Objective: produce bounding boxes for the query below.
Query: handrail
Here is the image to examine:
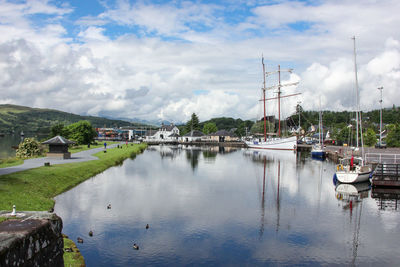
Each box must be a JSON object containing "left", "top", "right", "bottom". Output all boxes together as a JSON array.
[{"left": 365, "top": 153, "right": 400, "bottom": 164}]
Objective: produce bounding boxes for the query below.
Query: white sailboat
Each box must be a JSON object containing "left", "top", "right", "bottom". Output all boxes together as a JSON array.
[
  {"left": 311, "top": 101, "right": 326, "bottom": 159},
  {"left": 335, "top": 37, "right": 372, "bottom": 183},
  {"left": 246, "top": 58, "right": 300, "bottom": 151}
]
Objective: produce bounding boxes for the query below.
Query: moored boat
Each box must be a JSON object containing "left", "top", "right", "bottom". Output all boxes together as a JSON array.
[
  {"left": 247, "top": 136, "right": 297, "bottom": 150},
  {"left": 336, "top": 156, "right": 371, "bottom": 183},
  {"left": 334, "top": 37, "right": 372, "bottom": 184},
  {"left": 246, "top": 58, "right": 300, "bottom": 151}
]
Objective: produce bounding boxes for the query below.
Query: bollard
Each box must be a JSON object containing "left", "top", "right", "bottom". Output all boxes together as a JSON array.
[{"left": 11, "top": 205, "right": 16, "bottom": 216}]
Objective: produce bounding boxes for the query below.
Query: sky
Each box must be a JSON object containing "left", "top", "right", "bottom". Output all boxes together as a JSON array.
[{"left": 0, "top": 0, "right": 399, "bottom": 123}]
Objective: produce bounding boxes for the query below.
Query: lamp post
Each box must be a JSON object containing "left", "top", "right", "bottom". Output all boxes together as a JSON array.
[
  {"left": 297, "top": 101, "right": 301, "bottom": 130},
  {"left": 377, "top": 86, "right": 383, "bottom": 146}
]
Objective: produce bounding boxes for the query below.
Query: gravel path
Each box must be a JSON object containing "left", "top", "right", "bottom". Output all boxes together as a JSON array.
[{"left": 0, "top": 143, "right": 121, "bottom": 176}]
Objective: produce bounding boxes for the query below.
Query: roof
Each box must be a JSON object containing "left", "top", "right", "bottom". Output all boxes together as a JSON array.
[
  {"left": 183, "top": 130, "right": 204, "bottom": 137},
  {"left": 42, "top": 136, "right": 75, "bottom": 145},
  {"left": 145, "top": 129, "right": 158, "bottom": 136},
  {"left": 160, "top": 124, "right": 177, "bottom": 131},
  {"left": 209, "top": 130, "right": 236, "bottom": 137},
  {"left": 168, "top": 133, "right": 180, "bottom": 137}
]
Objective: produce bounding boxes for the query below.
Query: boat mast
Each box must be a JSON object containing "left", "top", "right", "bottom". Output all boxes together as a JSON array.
[
  {"left": 262, "top": 57, "right": 267, "bottom": 141},
  {"left": 378, "top": 86, "right": 383, "bottom": 145},
  {"left": 352, "top": 36, "right": 360, "bottom": 148},
  {"left": 278, "top": 65, "right": 282, "bottom": 137},
  {"left": 264, "top": 64, "right": 300, "bottom": 137},
  {"left": 320, "top": 110, "right": 324, "bottom": 145}
]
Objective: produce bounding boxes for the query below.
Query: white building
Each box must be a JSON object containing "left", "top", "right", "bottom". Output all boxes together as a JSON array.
[
  {"left": 179, "top": 130, "right": 205, "bottom": 142},
  {"left": 145, "top": 124, "right": 180, "bottom": 142}
]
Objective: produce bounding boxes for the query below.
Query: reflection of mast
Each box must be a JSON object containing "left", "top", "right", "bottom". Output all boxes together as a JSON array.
[
  {"left": 351, "top": 201, "right": 363, "bottom": 267},
  {"left": 276, "top": 161, "right": 281, "bottom": 232},
  {"left": 317, "top": 161, "right": 323, "bottom": 215},
  {"left": 259, "top": 157, "right": 267, "bottom": 238}
]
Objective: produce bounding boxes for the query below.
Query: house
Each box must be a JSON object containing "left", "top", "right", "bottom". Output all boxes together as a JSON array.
[
  {"left": 145, "top": 124, "right": 180, "bottom": 142},
  {"left": 208, "top": 130, "right": 239, "bottom": 142},
  {"left": 180, "top": 130, "right": 204, "bottom": 142}
]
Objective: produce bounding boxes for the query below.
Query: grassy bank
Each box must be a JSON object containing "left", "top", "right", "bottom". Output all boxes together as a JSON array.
[
  {"left": 0, "top": 141, "right": 121, "bottom": 168},
  {"left": 0, "top": 157, "right": 24, "bottom": 168},
  {"left": 63, "top": 236, "right": 85, "bottom": 267},
  {"left": 0, "top": 143, "right": 147, "bottom": 211}
]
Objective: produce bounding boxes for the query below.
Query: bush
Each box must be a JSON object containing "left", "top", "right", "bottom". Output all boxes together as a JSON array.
[{"left": 16, "top": 138, "right": 42, "bottom": 158}]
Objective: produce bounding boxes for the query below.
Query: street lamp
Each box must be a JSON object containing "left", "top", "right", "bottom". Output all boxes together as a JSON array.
[{"left": 377, "top": 86, "right": 383, "bottom": 146}]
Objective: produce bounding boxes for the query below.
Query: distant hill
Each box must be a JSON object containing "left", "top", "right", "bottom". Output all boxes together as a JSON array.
[{"left": 0, "top": 104, "right": 150, "bottom": 135}]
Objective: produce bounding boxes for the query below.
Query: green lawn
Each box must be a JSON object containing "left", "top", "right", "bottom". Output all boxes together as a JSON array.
[
  {"left": 68, "top": 141, "right": 120, "bottom": 153},
  {"left": 0, "top": 141, "right": 122, "bottom": 168},
  {"left": 0, "top": 157, "right": 24, "bottom": 168},
  {"left": 0, "top": 143, "right": 147, "bottom": 211}
]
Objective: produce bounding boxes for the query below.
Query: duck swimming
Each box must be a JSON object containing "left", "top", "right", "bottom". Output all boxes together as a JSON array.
[
  {"left": 133, "top": 243, "right": 139, "bottom": 250},
  {"left": 77, "top": 237, "right": 84, "bottom": 243},
  {"left": 107, "top": 204, "right": 111, "bottom": 209},
  {"left": 89, "top": 230, "right": 93, "bottom": 237},
  {"left": 146, "top": 224, "right": 149, "bottom": 229}
]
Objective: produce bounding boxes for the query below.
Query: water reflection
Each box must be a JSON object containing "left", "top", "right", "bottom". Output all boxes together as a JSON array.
[
  {"left": 372, "top": 187, "right": 400, "bottom": 211},
  {"left": 54, "top": 146, "right": 400, "bottom": 266},
  {"left": 334, "top": 182, "right": 370, "bottom": 267}
]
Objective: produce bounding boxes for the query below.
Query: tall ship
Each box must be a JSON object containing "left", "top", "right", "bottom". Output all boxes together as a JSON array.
[{"left": 246, "top": 58, "right": 300, "bottom": 151}]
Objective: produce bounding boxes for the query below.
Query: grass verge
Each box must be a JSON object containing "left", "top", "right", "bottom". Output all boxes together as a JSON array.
[
  {"left": 68, "top": 141, "right": 120, "bottom": 153},
  {"left": 0, "top": 143, "right": 147, "bottom": 211},
  {"left": 0, "top": 157, "right": 24, "bottom": 168},
  {"left": 0, "top": 141, "right": 121, "bottom": 168},
  {"left": 63, "top": 236, "right": 86, "bottom": 267}
]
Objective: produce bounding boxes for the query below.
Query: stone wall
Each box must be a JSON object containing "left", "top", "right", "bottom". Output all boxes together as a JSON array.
[{"left": 0, "top": 211, "right": 64, "bottom": 267}]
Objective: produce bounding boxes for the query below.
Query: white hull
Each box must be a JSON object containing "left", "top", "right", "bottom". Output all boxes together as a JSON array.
[
  {"left": 246, "top": 136, "right": 297, "bottom": 151},
  {"left": 335, "top": 166, "right": 371, "bottom": 183}
]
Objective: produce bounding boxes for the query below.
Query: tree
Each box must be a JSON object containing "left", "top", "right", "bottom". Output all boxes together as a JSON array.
[
  {"left": 50, "top": 123, "right": 67, "bottom": 137},
  {"left": 203, "top": 122, "right": 218, "bottom": 135},
  {"left": 184, "top": 113, "right": 201, "bottom": 134},
  {"left": 16, "top": 138, "right": 42, "bottom": 158},
  {"left": 335, "top": 125, "right": 352, "bottom": 145},
  {"left": 386, "top": 123, "right": 400, "bottom": 147},
  {"left": 65, "top": 120, "right": 97, "bottom": 145},
  {"left": 250, "top": 120, "right": 274, "bottom": 135},
  {"left": 363, "top": 128, "right": 376, "bottom": 147}
]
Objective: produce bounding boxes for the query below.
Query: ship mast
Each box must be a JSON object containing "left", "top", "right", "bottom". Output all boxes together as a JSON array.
[
  {"left": 262, "top": 57, "right": 267, "bottom": 141},
  {"left": 352, "top": 36, "right": 360, "bottom": 148},
  {"left": 264, "top": 65, "right": 299, "bottom": 137}
]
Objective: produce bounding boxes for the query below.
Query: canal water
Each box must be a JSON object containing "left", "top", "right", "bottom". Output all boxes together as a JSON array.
[
  {"left": 0, "top": 135, "right": 25, "bottom": 158},
  {"left": 54, "top": 146, "right": 400, "bottom": 266},
  {"left": 0, "top": 134, "right": 48, "bottom": 158}
]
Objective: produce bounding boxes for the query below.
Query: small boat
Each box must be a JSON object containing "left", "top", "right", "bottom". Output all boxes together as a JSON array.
[
  {"left": 336, "top": 156, "right": 371, "bottom": 183},
  {"left": 311, "top": 99, "right": 326, "bottom": 159},
  {"left": 311, "top": 143, "right": 326, "bottom": 159},
  {"left": 246, "top": 58, "right": 300, "bottom": 151},
  {"left": 334, "top": 37, "right": 372, "bottom": 183}
]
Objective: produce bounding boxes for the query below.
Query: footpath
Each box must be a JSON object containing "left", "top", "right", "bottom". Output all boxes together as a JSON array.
[{"left": 0, "top": 144, "right": 121, "bottom": 176}]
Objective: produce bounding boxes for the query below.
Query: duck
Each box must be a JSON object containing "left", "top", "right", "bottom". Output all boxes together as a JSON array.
[
  {"left": 77, "top": 237, "right": 84, "bottom": 243},
  {"left": 88, "top": 230, "right": 93, "bottom": 237},
  {"left": 145, "top": 224, "right": 149, "bottom": 229},
  {"left": 133, "top": 243, "right": 139, "bottom": 250},
  {"left": 107, "top": 204, "right": 111, "bottom": 209}
]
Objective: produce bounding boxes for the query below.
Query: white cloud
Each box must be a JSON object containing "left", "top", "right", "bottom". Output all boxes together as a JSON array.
[{"left": 0, "top": 0, "right": 399, "bottom": 123}]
